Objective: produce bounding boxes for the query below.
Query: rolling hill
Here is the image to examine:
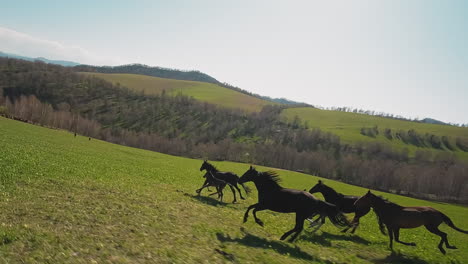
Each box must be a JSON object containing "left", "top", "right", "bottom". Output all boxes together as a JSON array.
[
  {"left": 78, "top": 72, "right": 275, "bottom": 112},
  {"left": 1, "top": 116, "right": 467, "bottom": 263},
  {"left": 78, "top": 72, "right": 468, "bottom": 159},
  {"left": 282, "top": 107, "right": 468, "bottom": 159}
]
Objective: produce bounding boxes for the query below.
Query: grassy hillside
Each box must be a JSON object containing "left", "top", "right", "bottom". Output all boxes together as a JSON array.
[
  {"left": 78, "top": 72, "right": 274, "bottom": 112},
  {"left": 283, "top": 107, "right": 468, "bottom": 158},
  {"left": 1, "top": 117, "right": 467, "bottom": 263}
]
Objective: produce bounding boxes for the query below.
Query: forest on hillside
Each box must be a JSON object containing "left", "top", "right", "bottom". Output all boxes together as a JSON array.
[{"left": 1, "top": 58, "right": 467, "bottom": 203}]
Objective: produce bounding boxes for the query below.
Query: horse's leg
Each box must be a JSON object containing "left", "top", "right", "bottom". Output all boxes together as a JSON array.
[
  {"left": 341, "top": 215, "right": 355, "bottom": 233},
  {"left": 425, "top": 224, "right": 454, "bottom": 254},
  {"left": 252, "top": 205, "right": 267, "bottom": 227},
  {"left": 196, "top": 184, "right": 210, "bottom": 195},
  {"left": 306, "top": 214, "right": 320, "bottom": 227},
  {"left": 243, "top": 203, "right": 258, "bottom": 223},
  {"left": 393, "top": 228, "right": 416, "bottom": 246},
  {"left": 196, "top": 179, "right": 209, "bottom": 194},
  {"left": 280, "top": 214, "right": 305, "bottom": 242},
  {"left": 387, "top": 226, "right": 394, "bottom": 251},
  {"left": 288, "top": 215, "right": 306, "bottom": 242},
  {"left": 350, "top": 216, "right": 360, "bottom": 234},
  {"left": 310, "top": 215, "right": 325, "bottom": 233},
  {"left": 233, "top": 183, "right": 245, "bottom": 200},
  {"left": 219, "top": 186, "right": 223, "bottom": 202},
  {"left": 228, "top": 184, "right": 237, "bottom": 203}
]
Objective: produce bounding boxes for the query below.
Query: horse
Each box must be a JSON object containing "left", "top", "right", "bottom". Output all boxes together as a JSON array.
[
  {"left": 239, "top": 166, "right": 351, "bottom": 242},
  {"left": 200, "top": 160, "right": 249, "bottom": 203},
  {"left": 309, "top": 180, "right": 370, "bottom": 233},
  {"left": 354, "top": 191, "right": 468, "bottom": 254},
  {"left": 196, "top": 171, "right": 228, "bottom": 201}
]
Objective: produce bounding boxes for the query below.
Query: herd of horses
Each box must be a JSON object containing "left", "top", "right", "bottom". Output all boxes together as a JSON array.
[{"left": 196, "top": 160, "right": 467, "bottom": 255}]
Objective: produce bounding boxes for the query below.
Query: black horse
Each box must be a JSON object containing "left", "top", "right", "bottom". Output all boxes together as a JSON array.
[
  {"left": 240, "top": 166, "right": 351, "bottom": 242},
  {"left": 196, "top": 171, "right": 228, "bottom": 201},
  {"left": 309, "top": 180, "right": 370, "bottom": 233},
  {"left": 200, "top": 160, "right": 249, "bottom": 203}
]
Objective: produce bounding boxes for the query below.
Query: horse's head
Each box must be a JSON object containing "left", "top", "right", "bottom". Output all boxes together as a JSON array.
[
  {"left": 308, "top": 180, "right": 324, "bottom": 194},
  {"left": 200, "top": 160, "right": 209, "bottom": 172},
  {"left": 354, "top": 190, "right": 375, "bottom": 209},
  {"left": 239, "top": 165, "right": 258, "bottom": 184}
]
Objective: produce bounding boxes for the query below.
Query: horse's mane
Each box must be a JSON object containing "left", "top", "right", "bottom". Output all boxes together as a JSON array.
[
  {"left": 372, "top": 194, "right": 402, "bottom": 210},
  {"left": 258, "top": 171, "right": 283, "bottom": 188},
  {"left": 205, "top": 162, "right": 219, "bottom": 172},
  {"left": 320, "top": 183, "right": 344, "bottom": 198},
  {"left": 369, "top": 194, "right": 402, "bottom": 235}
]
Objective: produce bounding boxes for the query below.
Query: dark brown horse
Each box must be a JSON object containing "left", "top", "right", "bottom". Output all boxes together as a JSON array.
[
  {"left": 354, "top": 191, "right": 468, "bottom": 254},
  {"left": 309, "top": 180, "right": 370, "bottom": 233},
  {"left": 200, "top": 160, "right": 249, "bottom": 203},
  {"left": 196, "top": 171, "right": 228, "bottom": 201},
  {"left": 239, "top": 166, "right": 351, "bottom": 242}
]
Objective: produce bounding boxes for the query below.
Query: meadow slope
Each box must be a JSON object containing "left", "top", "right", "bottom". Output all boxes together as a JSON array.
[
  {"left": 78, "top": 72, "right": 274, "bottom": 112},
  {"left": 0, "top": 117, "right": 467, "bottom": 263},
  {"left": 283, "top": 107, "right": 468, "bottom": 159}
]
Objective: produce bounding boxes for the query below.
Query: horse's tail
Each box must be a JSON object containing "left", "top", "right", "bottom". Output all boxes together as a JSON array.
[
  {"left": 441, "top": 213, "right": 468, "bottom": 234},
  {"left": 326, "top": 204, "right": 351, "bottom": 228}
]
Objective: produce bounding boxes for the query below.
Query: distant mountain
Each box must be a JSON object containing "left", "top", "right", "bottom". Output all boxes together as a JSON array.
[{"left": 0, "top": 51, "right": 79, "bottom": 66}]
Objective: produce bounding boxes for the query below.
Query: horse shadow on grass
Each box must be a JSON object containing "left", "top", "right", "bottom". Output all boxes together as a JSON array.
[
  {"left": 183, "top": 192, "right": 228, "bottom": 207},
  {"left": 300, "top": 231, "right": 371, "bottom": 247},
  {"left": 370, "top": 251, "right": 429, "bottom": 264},
  {"left": 216, "top": 228, "right": 333, "bottom": 264}
]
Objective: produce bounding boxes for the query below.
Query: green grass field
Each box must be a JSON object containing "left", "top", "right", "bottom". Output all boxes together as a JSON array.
[
  {"left": 1, "top": 116, "right": 467, "bottom": 263},
  {"left": 78, "top": 72, "right": 274, "bottom": 112},
  {"left": 282, "top": 107, "right": 468, "bottom": 159}
]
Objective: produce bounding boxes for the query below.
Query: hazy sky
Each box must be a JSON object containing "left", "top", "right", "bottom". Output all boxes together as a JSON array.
[{"left": 1, "top": 0, "right": 467, "bottom": 124}]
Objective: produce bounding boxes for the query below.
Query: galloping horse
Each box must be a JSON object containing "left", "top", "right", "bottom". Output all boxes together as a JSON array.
[
  {"left": 354, "top": 191, "right": 468, "bottom": 254},
  {"left": 240, "top": 166, "right": 351, "bottom": 242},
  {"left": 309, "top": 180, "right": 370, "bottom": 233},
  {"left": 200, "top": 160, "right": 249, "bottom": 203}
]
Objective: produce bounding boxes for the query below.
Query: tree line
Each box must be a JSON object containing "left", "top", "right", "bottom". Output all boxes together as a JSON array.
[{"left": 1, "top": 57, "right": 467, "bottom": 203}]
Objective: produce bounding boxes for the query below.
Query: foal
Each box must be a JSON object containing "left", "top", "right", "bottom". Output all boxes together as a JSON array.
[
  {"left": 355, "top": 191, "right": 468, "bottom": 254},
  {"left": 196, "top": 171, "right": 228, "bottom": 201},
  {"left": 309, "top": 180, "right": 370, "bottom": 233},
  {"left": 240, "top": 166, "right": 350, "bottom": 242}
]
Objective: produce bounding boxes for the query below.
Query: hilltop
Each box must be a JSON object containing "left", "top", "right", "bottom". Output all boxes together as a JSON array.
[{"left": 78, "top": 72, "right": 274, "bottom": 112}]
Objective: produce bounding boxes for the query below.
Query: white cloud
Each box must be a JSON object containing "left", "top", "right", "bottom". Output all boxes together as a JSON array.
[{"left": 0, "top": 26, "right": 120, "bottom": 65}]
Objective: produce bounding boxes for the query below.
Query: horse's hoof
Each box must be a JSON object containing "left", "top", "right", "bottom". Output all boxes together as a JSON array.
[
  {"left": 241, "top": 197, "right": 246, "bottom": 200},
  {"left": 447, "top": 245, "right": 457, "bottom": 249},
  {"left": 256, "top": 220, "right": 264, "bottom": 227},
  {"left": 410, "top": 243, "right": 416, "bottom": 247}
]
